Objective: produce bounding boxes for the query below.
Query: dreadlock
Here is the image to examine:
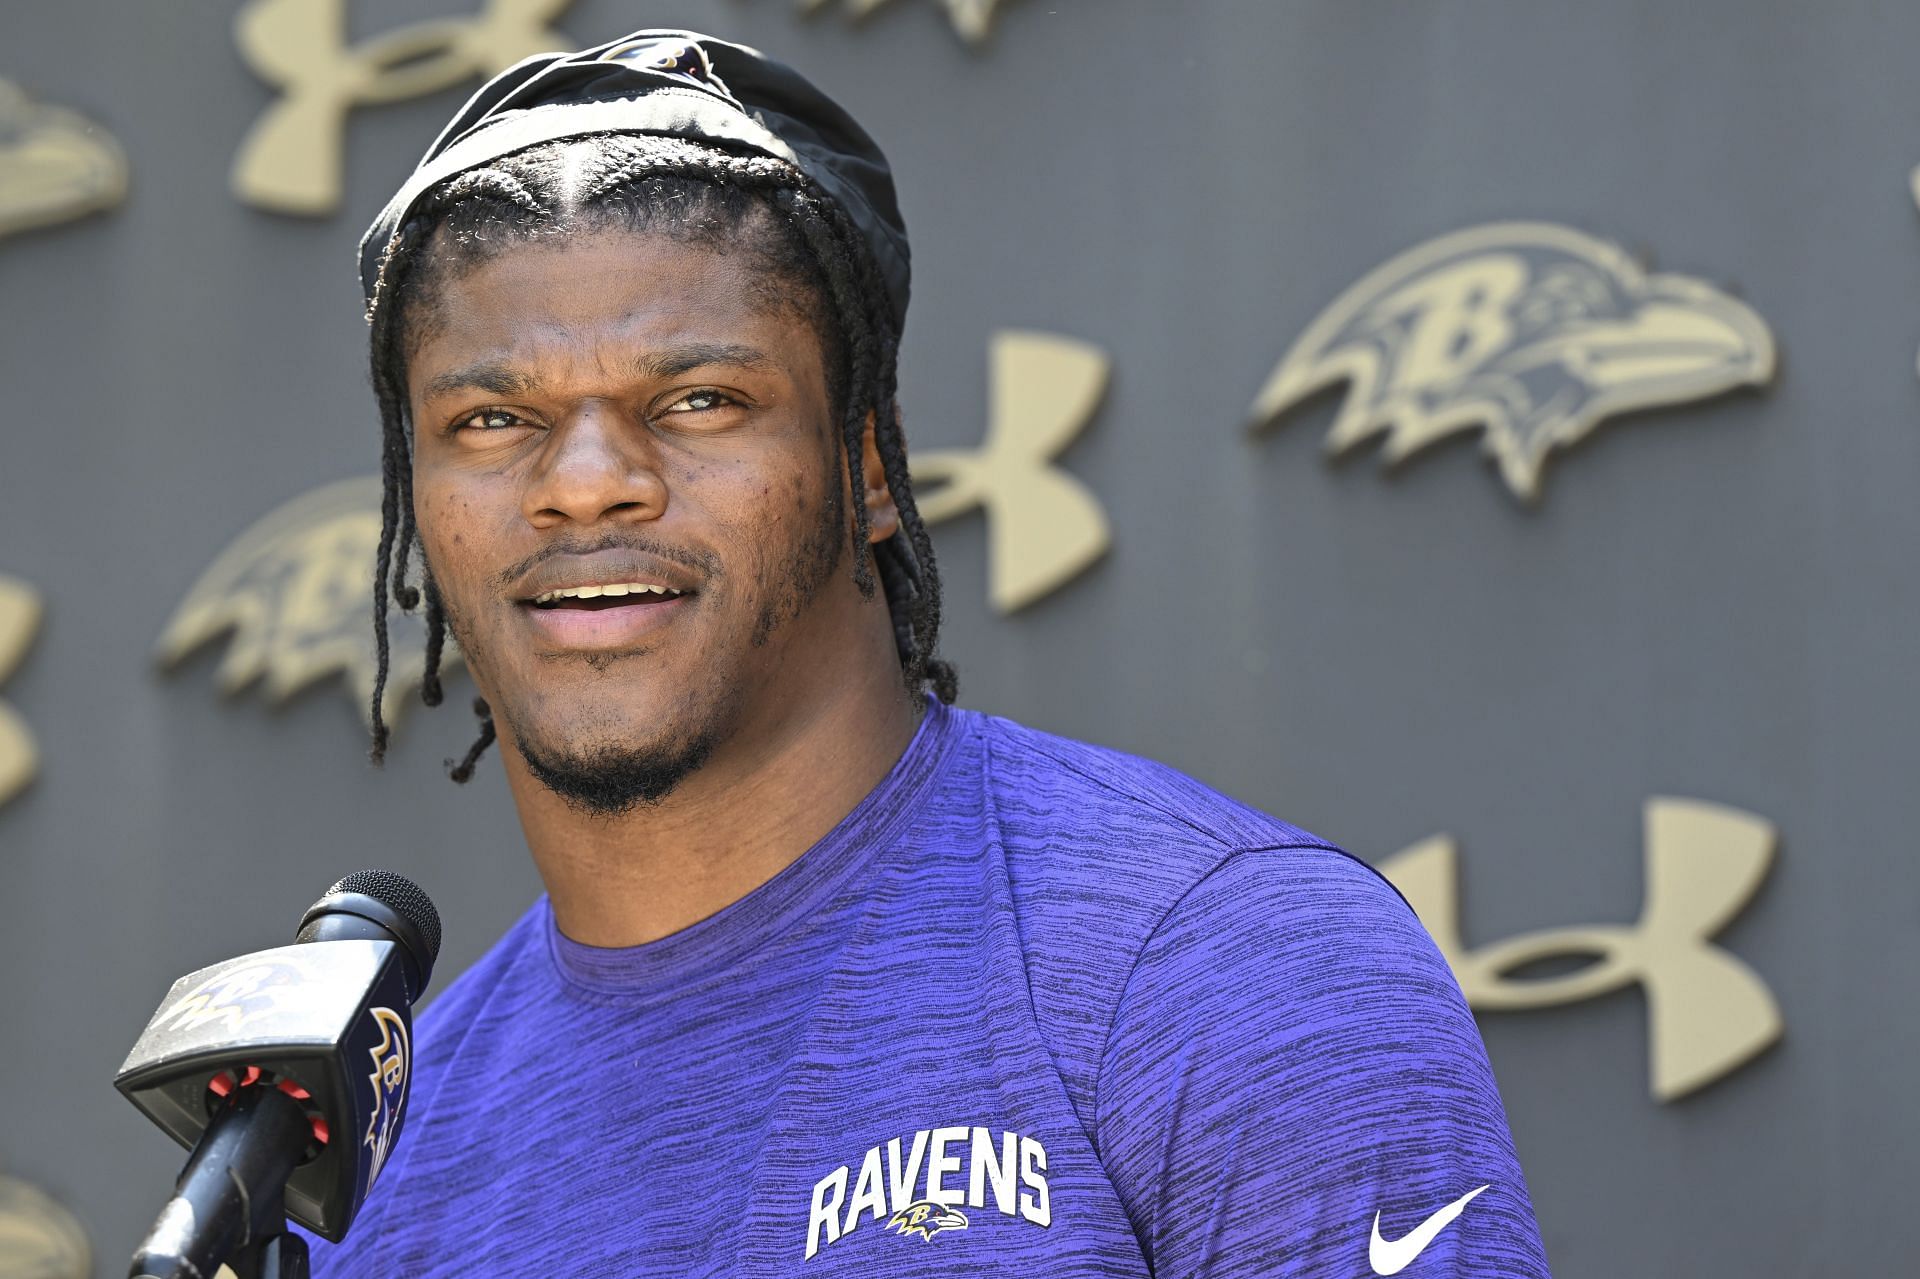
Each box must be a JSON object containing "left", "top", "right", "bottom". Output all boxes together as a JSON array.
[{"left": 364, "top": 133, "right": 956, "bottom": 778}]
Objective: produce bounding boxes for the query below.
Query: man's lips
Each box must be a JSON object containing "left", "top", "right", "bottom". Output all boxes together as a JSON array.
[
  {"left": 508, "top": 551, "right": 705, "bottom": 651},
  {"left": 518, "top": 590, "right": 692, "bottom": 650},
  {"left": 507, "top": 547, "right": 705, "bottom": 602}
]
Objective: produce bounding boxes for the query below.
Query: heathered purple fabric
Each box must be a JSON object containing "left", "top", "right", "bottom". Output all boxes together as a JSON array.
[{"left": 304, "top": 700, "right": 1550, "bottom": 1276}]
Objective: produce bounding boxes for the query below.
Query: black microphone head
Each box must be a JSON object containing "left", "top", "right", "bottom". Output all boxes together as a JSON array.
[
  {"left": 324, "top": 870, "right": 442, "bottom": 963},
  {"left": 297, "top": 870, "right": 442, "bottom": 1001}
]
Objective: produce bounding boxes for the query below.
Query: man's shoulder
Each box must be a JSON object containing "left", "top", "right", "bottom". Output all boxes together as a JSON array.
[
  {"left": 949, "top": 708, "right": 1397, "bottom": 1114},
  {"left": 957, "top": 706, "right": 1408, "bottom": 949},
  {"left": 960, "top": 706, "right": 1336, "bottom": 864}
]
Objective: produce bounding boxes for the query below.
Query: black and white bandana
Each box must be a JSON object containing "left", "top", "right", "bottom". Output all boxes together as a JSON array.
[{"left": 358, "top": 29, "right": 911, "bottom": 328}]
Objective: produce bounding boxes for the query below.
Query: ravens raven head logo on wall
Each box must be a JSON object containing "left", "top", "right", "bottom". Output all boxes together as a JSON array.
[
  {"left": 1248, "top": 222, "right": 1776, "bottom": 502},
  {"left": 0, "top": 77, "right": 127, "bottom": 241},
  {"left": 0, "top": 1170, "right": 90, "bottom": 1279},
  {"left": 798, "top": 0, "right": 1009, "bottom": 46},
  {"left": 156, "top": 477, "right": 461, "bottom": 730},
  {"left": 888, "top": 1199, "right": 969, "bottom": 1242}
]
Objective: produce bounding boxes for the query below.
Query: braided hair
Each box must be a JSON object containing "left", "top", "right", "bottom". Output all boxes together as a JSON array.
[{"left": 362, "top": 133, "right": 956, "bottom": 779}]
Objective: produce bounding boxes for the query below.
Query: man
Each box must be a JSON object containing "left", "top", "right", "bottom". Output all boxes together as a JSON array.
[{"left": 312, "top": 29, "right": 1551, "bottom": 1277}]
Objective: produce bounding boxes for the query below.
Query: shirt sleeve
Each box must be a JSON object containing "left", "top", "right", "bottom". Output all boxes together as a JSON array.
[{"left": 1090, "top": 845, "right": 1551, "bottom": 1278}]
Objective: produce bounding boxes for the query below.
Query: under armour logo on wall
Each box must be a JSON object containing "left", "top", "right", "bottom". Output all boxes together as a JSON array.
[
  {"left": 0, "top": 576, "right": 41, "bottom": 811},
  {"left": 231, "top": 0, "right": 575, "bottom": 215},
  {"left": 913, "top": 331, "right": 1112, "bottom": 613},
  {"left": 1377, "top": 796, "right": 1782, "bottom": 1101}
]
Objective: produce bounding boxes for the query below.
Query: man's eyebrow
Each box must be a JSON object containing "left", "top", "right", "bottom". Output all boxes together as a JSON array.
[
  {"left": 421, "top": 362, "right": 539, "bottom": 400},
  {"left": 420, "top": 345, "right": 772, "bottom": 399},
  {"left": 636, "top": 343, "right": 773, "bottom": 380}
]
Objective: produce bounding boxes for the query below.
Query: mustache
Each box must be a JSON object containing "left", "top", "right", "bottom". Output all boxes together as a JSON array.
[{"left": 490, "top": 534, "right": 723, "bottom": 595}]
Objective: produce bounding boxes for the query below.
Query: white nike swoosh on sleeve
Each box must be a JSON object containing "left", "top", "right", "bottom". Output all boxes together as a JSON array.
[{"left": 1368, "top": 1184, "right": 1491, "bottom": 1276}]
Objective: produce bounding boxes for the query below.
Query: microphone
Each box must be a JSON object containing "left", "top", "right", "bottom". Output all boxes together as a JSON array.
[{"left": 116, "top": 871, "right": 442, "bottom": 1279}]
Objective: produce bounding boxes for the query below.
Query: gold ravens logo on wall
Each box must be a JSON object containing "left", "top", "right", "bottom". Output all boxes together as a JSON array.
[
  {"left": 1248, "top": 222, "right": 1776, "bottom": 502},
  {"left": 0, "top": 77, "right": 127, "bottom": 241},
  {"left": 156, "top": 476, "right": 461, "bottom": 729},
  {"left": 0, "top": 1170, "right": 90, "bottom": 1279},
  {"left": 797, "top": 0, "right": 1010, "bottom": 46}
]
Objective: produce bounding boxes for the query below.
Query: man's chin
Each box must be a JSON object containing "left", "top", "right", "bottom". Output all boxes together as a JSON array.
[{"left": 518, "top": 729, "right": 720, "bottom": 817}]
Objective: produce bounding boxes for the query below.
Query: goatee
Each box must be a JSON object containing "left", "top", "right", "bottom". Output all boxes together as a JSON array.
[{"left": 518, "top": 726, "right": 722, "bottom": 816}]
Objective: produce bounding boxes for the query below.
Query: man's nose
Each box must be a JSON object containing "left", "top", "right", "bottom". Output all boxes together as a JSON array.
[{"left": 521, "top": 402, "right": 668, "bottom": 528}]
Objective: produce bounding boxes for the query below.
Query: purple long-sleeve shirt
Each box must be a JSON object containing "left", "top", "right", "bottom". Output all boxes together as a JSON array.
[{"left": 305, "top": 700, "right": 1550, "bottom": 1276}]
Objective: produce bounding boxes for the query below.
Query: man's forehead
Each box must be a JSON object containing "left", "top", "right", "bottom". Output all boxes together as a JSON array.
[
  {"left": 407, "top": 225, "right": 833, "bottom": 384},
  {"left": 419, "top": 215, "right": 804, "bottom": 317},
  {"left": 420, "top": 344, "right": 776, "bottom": 400},
  {"left": 420, "top": 227, "right": 783, "bottom": 324}
]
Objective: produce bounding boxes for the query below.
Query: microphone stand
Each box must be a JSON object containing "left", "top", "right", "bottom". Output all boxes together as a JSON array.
[
  {"left": 128, "top": 1087, "right": 314, "bottom": 1279},
  {"left": 224, "top": 1200, "right": 309, "bottom": 1279}
]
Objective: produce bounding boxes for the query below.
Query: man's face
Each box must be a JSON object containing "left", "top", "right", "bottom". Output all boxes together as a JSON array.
[{"left": 405, "top": 224, "right": 868, "bottom": 812}]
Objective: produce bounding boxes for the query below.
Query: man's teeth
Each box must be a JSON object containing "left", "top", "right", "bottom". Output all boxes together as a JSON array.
[{"left": 532, "top": 583, "right": 684, "bottom": 604}]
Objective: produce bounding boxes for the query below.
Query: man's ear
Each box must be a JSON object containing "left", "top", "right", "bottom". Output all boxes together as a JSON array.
[{"left": 859, "top": 407, "right": 901, "bottom": 544}]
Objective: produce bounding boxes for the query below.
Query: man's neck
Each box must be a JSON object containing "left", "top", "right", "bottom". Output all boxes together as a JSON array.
[{"left": 497, "top": 667, "right": 922, "bottom": 949}]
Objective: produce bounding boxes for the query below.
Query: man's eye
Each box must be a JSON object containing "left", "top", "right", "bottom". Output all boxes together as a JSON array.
[
  {"left": 457, "top": 408, "right": 529, "bottom": 432},
  {"left": 664, "top": 389, "right": 737, "bottom": 414}
]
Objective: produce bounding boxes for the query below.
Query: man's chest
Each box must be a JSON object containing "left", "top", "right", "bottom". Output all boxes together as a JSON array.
[
  {"left": 739, "top": 1116, "right": 1135, "bottom": 1276},
  {"left": 345, "top": 993, "right": 1147, "bottom": 1277}
]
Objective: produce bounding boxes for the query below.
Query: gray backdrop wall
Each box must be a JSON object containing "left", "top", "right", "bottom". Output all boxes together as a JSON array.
[{"left": 2, "top": 2, "right": 1913, "bottom": 1275}]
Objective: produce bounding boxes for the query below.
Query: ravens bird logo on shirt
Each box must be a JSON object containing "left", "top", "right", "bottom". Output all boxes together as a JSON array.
[
  {"left": 1247, "top": 222, "right": 1776, "bottom": 502},
  {"left": 888, "top": 1199, "right": 969, "bottom": 1242},
  {"left": 157, "top": 476, "right": 462, "bottom": 729}
]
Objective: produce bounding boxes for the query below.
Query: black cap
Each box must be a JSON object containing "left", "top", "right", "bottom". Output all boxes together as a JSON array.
[{"left": 358, "top": 29, "right": 910, "bottom": 329}]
